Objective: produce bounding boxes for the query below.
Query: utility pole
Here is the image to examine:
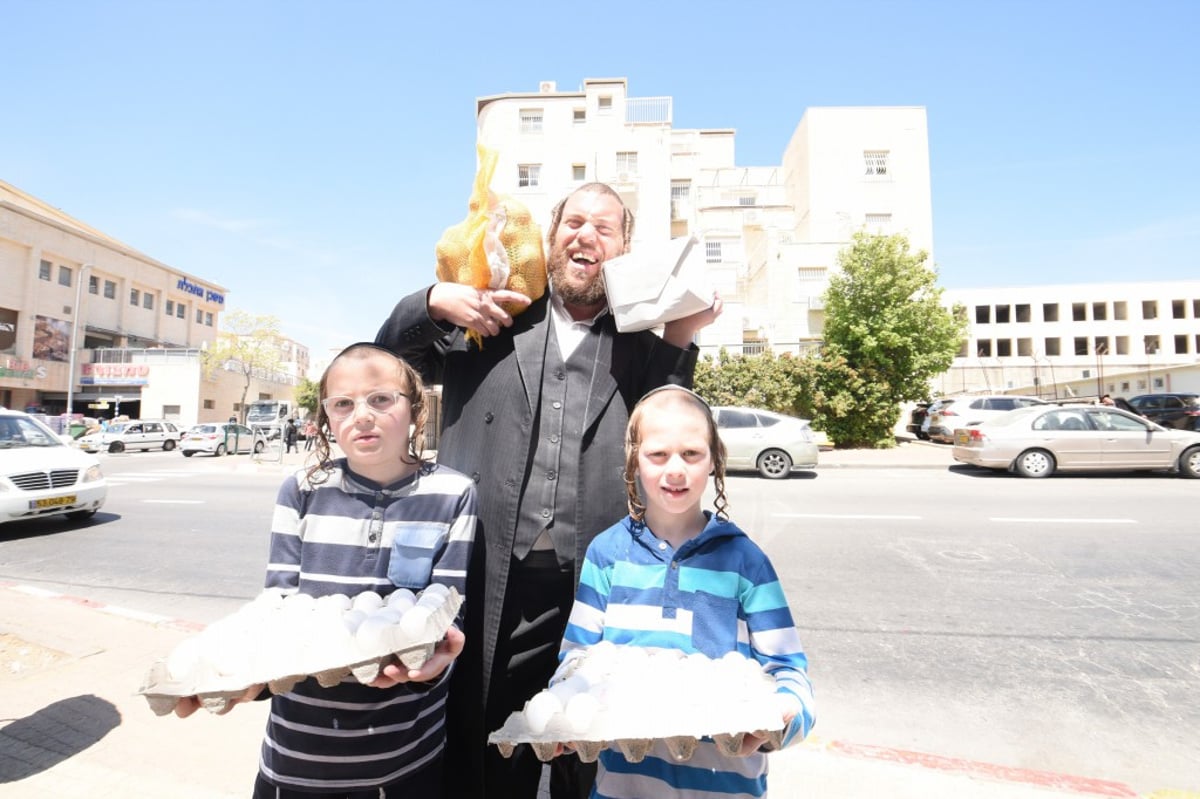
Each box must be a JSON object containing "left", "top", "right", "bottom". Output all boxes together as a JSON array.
[{"left": 65, "top": 263, "right": 93, "bottom": 419}]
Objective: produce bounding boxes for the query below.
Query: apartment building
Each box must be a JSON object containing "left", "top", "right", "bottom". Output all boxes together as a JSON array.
[
  {"left": 940, "top": 281, "right": 1200, "bottom": 399},
  {"left": 475, "top": 77, "right": 933, "bottom": 356},
  {"left": 0, "top": 178, "right": 294, "bottom": 424}
]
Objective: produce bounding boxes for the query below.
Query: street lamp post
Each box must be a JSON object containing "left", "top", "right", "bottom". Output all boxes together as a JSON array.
[{"left": 65, "top": 262, "right": 93, "bottom": 419}]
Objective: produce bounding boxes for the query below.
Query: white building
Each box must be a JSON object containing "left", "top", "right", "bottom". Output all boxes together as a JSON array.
[
  {"left": 941, "top": 282, "right": 1200, "bottom": 400},
  {"left": 1, "top": 178, "right": 296, "bottom": 425},
  {"left": 475, "top": 77, "right": 933, "bottom": 356}
]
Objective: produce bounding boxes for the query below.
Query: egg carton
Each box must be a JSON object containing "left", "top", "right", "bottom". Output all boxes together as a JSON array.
[
  {"left": 139, "top": 585, "right": 462, "bottom": 716},
  {"left": 487, "top": 644, "right": 788, "bottom": 763}
]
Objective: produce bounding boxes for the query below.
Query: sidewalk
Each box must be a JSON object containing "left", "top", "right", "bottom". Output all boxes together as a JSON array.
[{"left": 0, "top": 443, "right": 1171, "bottom": 798}]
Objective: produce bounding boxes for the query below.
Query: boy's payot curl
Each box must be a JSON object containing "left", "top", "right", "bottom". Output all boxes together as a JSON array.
[{"left": 435, "top": 144, "right": 547, "bottom": 348}]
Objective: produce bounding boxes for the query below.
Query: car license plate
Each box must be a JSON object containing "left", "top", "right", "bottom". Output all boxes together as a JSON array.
[
  {"left": 32, "top": 495, "right": 76, "bottom": 509},
  {"left": 955, "top": 430, "right": 969, "bottom": 445}
]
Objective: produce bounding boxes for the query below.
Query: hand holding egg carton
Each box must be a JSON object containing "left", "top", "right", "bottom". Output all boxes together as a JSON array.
[
  {"left": 139, "top": 584, "right": 462, "bottom": 716},
  {"left": 487, "top": 641, "right": 790, "bottom": 764}
]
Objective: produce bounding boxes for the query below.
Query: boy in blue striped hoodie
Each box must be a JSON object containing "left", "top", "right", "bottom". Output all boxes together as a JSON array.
[{"left": 556, "top": 385, "right": 815, "bottom": 798}]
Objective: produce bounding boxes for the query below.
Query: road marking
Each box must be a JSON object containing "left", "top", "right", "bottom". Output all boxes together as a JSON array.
[
  {"left": 990, "top": 517, "right": 1137, "bottom": 524},
  {"left": 775, "top": 513, "right": 923, "bottom": 520},
  {"left": 141, "top": 499, "right": 204, "bottom": 504}
]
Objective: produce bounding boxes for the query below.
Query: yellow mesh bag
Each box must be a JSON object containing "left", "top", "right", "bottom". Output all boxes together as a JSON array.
[{"left": 436, "top": 144, "right": 547, "bottom": 347}]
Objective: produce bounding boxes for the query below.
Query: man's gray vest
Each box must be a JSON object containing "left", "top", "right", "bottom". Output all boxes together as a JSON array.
[{"left": 513, "top": 316, "right": 605, "bottom": 563}]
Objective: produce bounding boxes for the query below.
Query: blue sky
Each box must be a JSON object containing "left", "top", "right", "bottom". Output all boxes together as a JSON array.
[{"left": 5, "top": 1, "right": 1197, "bottom": 369}]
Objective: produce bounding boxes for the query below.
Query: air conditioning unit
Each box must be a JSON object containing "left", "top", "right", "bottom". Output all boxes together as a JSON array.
[
  {"left": 539, "top": 80, "right": 556, "bottom": 93},
  {"left": 616, "top": 171, "right": 632, "bottom": 183},
  {"left": 808, "top": 297, "right": 825, "bottom": 310}
]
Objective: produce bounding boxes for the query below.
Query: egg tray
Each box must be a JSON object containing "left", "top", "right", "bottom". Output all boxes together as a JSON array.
[
  {"left": 487, "top": 649, "right": 787, "bottom": 764},
  {"left": 138, "top": 587, "right": 462, "bottom": 716},
  {"left": 488, "top": 709, "right": 784, "bottom": 764}
]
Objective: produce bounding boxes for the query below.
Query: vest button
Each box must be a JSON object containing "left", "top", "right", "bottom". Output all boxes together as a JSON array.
[
  {"left": 484, "top": 412, "right": 494, "bottom": 423},
  {"left": 541, "top": 508, "right": 551, "bottom": 518},
  {"left": 552, "top": 401, "right": 562, "bottom": 410}
]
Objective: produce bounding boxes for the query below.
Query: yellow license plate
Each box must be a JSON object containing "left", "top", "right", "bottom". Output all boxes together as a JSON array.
[
  {"left": 32, "top": 495, "right": 76, "bottom": 509},
  {"left": 955, "top": 430, "right": 969, "bottom": 445}
]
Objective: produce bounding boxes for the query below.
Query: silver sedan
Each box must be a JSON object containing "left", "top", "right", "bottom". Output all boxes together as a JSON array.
[
  {"left": 711, "top": 406, "right": 819, "bottom": 479},
  {"left": 952, "top": 404, "right": 1200, "bottom": 478}
]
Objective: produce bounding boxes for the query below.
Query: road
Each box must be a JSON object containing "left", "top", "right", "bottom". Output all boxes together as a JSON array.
[{"left": 1, "top": 450, "right": 1196, "bottom": 793}]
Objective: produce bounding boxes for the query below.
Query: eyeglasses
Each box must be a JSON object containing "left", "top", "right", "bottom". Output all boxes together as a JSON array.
[{"left": 321, "top": 390, "right": 407, "bottom": 420}]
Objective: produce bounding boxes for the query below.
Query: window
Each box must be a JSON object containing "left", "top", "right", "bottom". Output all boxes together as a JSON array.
[
  {"left": 203, "top": 399, "right": 216, "bottom": 410},
  {"left": 572, "top": 164, "right": 586, "bottom": 182},
  {"left": 864, "top": 213, "right": 891, "bottom": 230},
  {"left": 615, "top": 152, "right": 638, "bottom": 175},
  {"left": 39, "top": 259, "right": 52, "bottom": 281},
  {"left": 1172, "top": 299, "right": 1186, "bottom": 319},
  {"left": 130, "top": 288, "right": 140, "bottom": 306},
  {"left": 1142, "top": 300, "right": 1158, "bottom": 320},
  {"left": 519, "top": 108, "right": 543, "bottom": 134},
  {"left": 196, "top": 308, "right": 204, "bottom": 323},
  {"left": 166, "top": 300, "right": 175, "bottom": 315},
  {"left": 1092, "top": 301, "right": 1107, "bottom": 320},
  {"left": 1045, "top": 337, "right": 1061, "bottom": 356},
  {"left": 1072, "top": 302, "right": 1087, "bottom": 321},
  {"left": 864, "top": 150, "right": 889, "bottom": 176},
  {"left": 103, "top": 280, "right": 116, "bottom": 299},
  {"left": 58, "top": 265, "right": 72, "bottom": 287},
  {"left": 1043, "top": 302, "right": 1059, "bottom": 322},
  {"left": 705, "top": 241, "right": 722, "bottom": 264},
  {"left": 598, "top": 95, "right": 613, "bottom": 113},
  {"left": 205, "top": 312, "right": 213, "bottom": 326},
  {"left": 176, "top": 303, "right": 185, "bottom": 319},
  {"left": 517, "top": 164, "right": 541, "bottom": 188},
  {"left": 1016, "top": 304, "right": 1031, "bottom": 322},
  {"left": 738, "top": 194, "right": 757, "bottom": 206},
  {"left": 995, "top": 305, "right": 1011, "bottom": 323},
  {"left": 143, "top": 292, "right": 154, "bottom": 310},
  {"left": 671, "top": 180, "right": 690, "bottom": 219},
  {"left": 975, "top": 305, "right": 990, "bottom": 324},
  {"left": 88, "top": 275, "right": 99, "bottom": 295},
  {"left": 573, "top": 108, "right": 586, "bottom": 124}
]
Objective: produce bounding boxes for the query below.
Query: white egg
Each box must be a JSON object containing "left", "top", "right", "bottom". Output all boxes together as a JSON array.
[
  {"left": 283, "top": 592, "right": 317, "bottom": 613},
  {"left": 422, "top": 583, "right": 450, "bottom": 597},
  {"left": 524, "top": 690, "right": 563, "bottom": 735},
  {"left": 316, "top": 593, "right": 352, "bottom": 612},
  {"left": 355, "top": 616, "right": 391, "bottom": 652},
  {"left": 548, "top": 674, "right": 589, "bottom": 705},
  {"left": 386, "top": 588, "right": 417, "bottom": 608},
  {"left": 351, "top": 591, "right": 384, "bottom": 613},
  {"left": 563, "top": 692, "right": 601, "bottom": 734},
  {"left": 341, "top": 609, "right": 367, "bottom": 634},
  {"left": 398, "top": 606, "right": 432, "bottom": 641}
]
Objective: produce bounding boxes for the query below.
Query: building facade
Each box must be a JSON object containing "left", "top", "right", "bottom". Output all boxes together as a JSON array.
[
  {"left": 940, "top": 281, "right": 1200, "bottom": 400},
  {"left": 474, "top": 77, "right": 934, "bottom": 357},
  {"left": 1, "top": 178, "right": 296, "bottom": 425}
]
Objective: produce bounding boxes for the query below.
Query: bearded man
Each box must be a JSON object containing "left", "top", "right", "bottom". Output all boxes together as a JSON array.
[{"left": 376, "top": 182, "right": 721, "bottom": 799}]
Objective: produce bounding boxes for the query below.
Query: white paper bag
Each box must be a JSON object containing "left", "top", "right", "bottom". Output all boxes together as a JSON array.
[{"left": 602, "top": 236, "right": 715, "bottom": 333}]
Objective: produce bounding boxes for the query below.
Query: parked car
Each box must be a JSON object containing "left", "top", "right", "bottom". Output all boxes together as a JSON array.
[
  {"left": 180, "top": 423, "right": 266, "bottom": 457},
  {"left": 711, "top": 406, "right": 819, "bottom": 479},
  {"left": 926, "top": 394, "right": 1049, "bottom": 443},
  {"left": 76, "top": 419, "right": 182, "bottom": 453},
  {"left": 1126, "top": 393, "right": 1200, "bottom": 431},
  {"left": 906, "top": 401, "right": 932, "bottom": 440},
  {"left": 0, "top": 409, "right": 107, "bottom": 524},
  {"left": 952, "top": 404, "right": 1200, "bottom": 478}
]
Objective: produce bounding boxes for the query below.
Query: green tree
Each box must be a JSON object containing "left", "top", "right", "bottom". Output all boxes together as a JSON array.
[
  {"left": 295, "top": 377, "right": 320, "bottom": 418},
  {"left": 694, "top": 348, "right": 809, "bottom": 417},
  {"left": 201, "top": 310, "right": 286, "bottom": 423},
  {"left": 819, "top": 231, "right": 965, "bottom": 447}
]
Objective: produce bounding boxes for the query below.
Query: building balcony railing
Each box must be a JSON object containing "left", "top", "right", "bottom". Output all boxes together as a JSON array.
[{"left": 624, "top": 96, "right": 671, "bottom": 125}]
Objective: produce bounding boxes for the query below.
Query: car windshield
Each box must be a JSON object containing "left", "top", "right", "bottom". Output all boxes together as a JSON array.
[
  {"left": 0, "top": 416, "right": 65, "bottom": 448},
  {"left": 108, "top": 422, "right": 129, "bottom": 434},
  {"left": 193, "top": 425, "right": 219, "bottom": 434}
]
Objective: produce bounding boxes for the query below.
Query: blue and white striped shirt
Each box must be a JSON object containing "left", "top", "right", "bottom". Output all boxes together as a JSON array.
[
  {"left": 559, "top": 513, "right": 815, "bottom": 799},
  {"left": 259, "top": 459, "right": 476, "bottom": 792}
]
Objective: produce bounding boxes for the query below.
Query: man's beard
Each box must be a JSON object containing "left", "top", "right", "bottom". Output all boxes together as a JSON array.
[{"left": 547, "top": 245, "right": 607, "bottom": 307}]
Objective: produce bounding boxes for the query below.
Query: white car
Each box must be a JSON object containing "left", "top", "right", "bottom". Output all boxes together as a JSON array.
[
  {"left": 77, "top": 419, "right": 182, "bottom": 454},
  {"left": 0, "top": 409, "right": 107, "bottom": 524},
  {"left": 711, "top": 406, "right": 820, "bottom": 479},
  {"left": 181, "top": 423, "right": 266, "bottom": 457},
  {"left": 926, "top": 394, "right": 1048, "bottom": 444}
]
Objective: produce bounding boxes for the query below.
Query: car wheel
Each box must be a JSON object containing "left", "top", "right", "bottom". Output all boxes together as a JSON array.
[
  {"left": 1179, "top": 446, "right": 1200, "bottom": 479},
  {"left": 66, "top": 509, "right": 96, "bottom": 521},
  {"left": 756, "top": 448, "right": 793, "bottom": 479},
  {"left": 182, "top": 450, "right": 194, "bottom": 457},
  {"left": 253, "top": 440, "right": 265, "bottom": 453},
  {"left": 108, "top": 441, "right": 125, "bottom": 453},
  {"left": 163, "top": 439, "right": 176, "bottom": 451},
  {"left": 1014, "top": 449, "right": 1055, "bottom": 478},
  {"left": 215, "top": 443, "right": 226, "bottom": 456},
  {"left": 916, "top": 431, "right": 930, "bottom": 441}
]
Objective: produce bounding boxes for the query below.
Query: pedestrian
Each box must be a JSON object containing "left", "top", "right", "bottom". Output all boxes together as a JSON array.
[
  {"left": 174, "top": 342, "right": 478, "bottom": 798},
  {"left": 376, "top": 182, "right": 722, "bottom": 799},
  {"left": 284, "top": 417, "right": 299, "bottom": 453},
  {"left": 552, "top": 385, "right": 815, "bottom": 798},
  {"left": 1100, "top": 394, "right": 1115, "bottom": 406},
  {"left": 302, "top": 418, "right": 317, "bottom": 451}
]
